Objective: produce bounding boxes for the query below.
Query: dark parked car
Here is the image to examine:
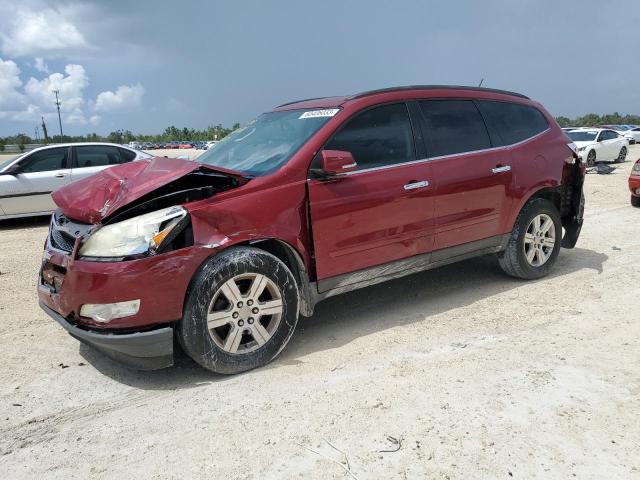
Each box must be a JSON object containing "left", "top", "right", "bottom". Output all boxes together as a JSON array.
[{"left": 39, "top": 85, "right": 586, "bottom": 374}]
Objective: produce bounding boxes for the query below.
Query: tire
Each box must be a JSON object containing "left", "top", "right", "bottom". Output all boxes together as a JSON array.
[
  {"left": 616, "top": 147, "right": 627, "bottom": 163},
  {"left": 498, "top": 198, "right": 562, "bottom": 280},
  {"left": 586, "top": 150, "right": 596, "bottom": 167},
  {"left": 632, "top": 195, "right": 640, "bottom": 208},
  {"left": 179, "top": 247, "right": 299, "bottom": 374}
]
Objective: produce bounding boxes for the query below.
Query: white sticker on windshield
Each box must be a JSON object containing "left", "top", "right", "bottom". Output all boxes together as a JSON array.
[{"left": 299, "top": 109, "right": 340, "bottom": 119}]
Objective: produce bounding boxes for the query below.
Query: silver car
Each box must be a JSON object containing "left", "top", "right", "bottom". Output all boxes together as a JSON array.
[{"left": 0, "top": 142, "right": 153, "bottom": 220}]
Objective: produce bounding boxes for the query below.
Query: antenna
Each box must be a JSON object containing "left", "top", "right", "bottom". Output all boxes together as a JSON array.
[
  {"left": 53, "top": 89, "right": 63, "bottom": 141},
  {"left": 478, "top": 78, "right": 484, "bottom": 87}
]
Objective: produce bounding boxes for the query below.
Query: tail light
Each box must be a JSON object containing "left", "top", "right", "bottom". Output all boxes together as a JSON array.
[
  {"left": 632, "top": 160, "right": 640, "bottom": 175},
  {"left": 565, "top": 142, "right": 580, "bottom": 164}
]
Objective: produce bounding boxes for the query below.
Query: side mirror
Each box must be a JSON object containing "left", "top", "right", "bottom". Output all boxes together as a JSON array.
[
  {"left": 0, "top": 163, "right": 20, "bottom": 176},
  {"left": 320, "top": 150, "right": 358, "bottom": 176}
]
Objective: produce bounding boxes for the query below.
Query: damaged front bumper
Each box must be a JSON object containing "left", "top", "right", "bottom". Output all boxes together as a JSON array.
[{"left": 39, "top": 301, "right": 174, "bottom": 370}]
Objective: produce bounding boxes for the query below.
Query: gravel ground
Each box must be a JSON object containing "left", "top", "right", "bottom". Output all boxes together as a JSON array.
[{"left": 1, "top": 147, "right": 639, "bottom": 479}]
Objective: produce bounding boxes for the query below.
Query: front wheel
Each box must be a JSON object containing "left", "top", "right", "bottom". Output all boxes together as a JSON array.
[
  {"left": 498, "top": 198, "right": 562, "bottom": 280},
  {"left": 616, "top": 147, "right": 627, "bottom": 163},
  {"left": 179, "top": 247, "right": 299, "bottom": 374},
  {"left": 586, "top": 150, "right": 596, "bottom": 167},
  {"left": 632, "top": 195, "right": 640, "bottom": 208}
]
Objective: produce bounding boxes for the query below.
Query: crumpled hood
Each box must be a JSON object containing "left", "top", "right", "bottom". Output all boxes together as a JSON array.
[{"left": 52, "top": 157, "right": 236, "bottom": 224}]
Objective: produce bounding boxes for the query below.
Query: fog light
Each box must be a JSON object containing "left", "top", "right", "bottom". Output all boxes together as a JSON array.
[{"left": 80, "top": 300, "right": 140, "bottom": 323}]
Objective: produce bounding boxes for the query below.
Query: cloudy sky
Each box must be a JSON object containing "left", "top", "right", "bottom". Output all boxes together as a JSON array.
[{"left": 0, "top": 0, "right": 638, "bottom": 137}]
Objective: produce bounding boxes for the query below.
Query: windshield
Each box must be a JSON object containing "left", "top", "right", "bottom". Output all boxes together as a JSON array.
[
  {"left": 197, "top": 109, "right": 338, "bottom": 176},
  {"left": 0, "top": 154, "right": 24, "bottom": 171},
  {"left": 567, "top": 130, "right": 598, "bottom": 141}
]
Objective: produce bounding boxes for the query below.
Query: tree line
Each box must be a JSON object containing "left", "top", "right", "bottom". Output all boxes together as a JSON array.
[
  {"left": 555, "top": 112, "right": 640, "bottom": 127},
  {"left": 0, "top": 123, "right": 242, "bottom": 151}
]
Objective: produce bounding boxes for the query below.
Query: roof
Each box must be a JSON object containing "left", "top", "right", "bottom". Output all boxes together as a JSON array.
[
  {"left": 274, "top": 85, "right": 529, "bottom": 110},
  {"left": 348, "top": 85, "right": 529, "bottom": 100},
  {"left": 31, "top": 142, "right": 134, "bottom": 149}
]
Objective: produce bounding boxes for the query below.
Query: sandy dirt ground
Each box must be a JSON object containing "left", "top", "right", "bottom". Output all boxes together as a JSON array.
[{"left": 1, "top": 147, "right": 639, "bottom": 479}]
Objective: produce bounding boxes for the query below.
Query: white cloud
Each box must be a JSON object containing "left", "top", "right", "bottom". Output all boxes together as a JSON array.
[
  {"left": 89, "top": 115, "right": 101, "bottom": 126},
  {"left": 95, "top": 83, "right": 145, "bottom": 112},
  {"left": 34, "top": 57, "right": 49, "bottom": 73},
  {"left": 0, "top": 8, "right": 87, "bottom": 57},
  {"left": 24, "top": 64, "right": 89, "bottom": 112},
  {"left": 0, "top": 58, "right": 26, "bottom": 109}
]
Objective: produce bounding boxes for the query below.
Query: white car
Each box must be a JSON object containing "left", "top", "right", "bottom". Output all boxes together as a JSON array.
[
  {"left": 0, "top": 142, "right": 153, "bottom": 220},
  {"left": 621, "top": 126, "right": 640, "bottom": 144},
  {"left": 565, "top": 128, "right": 629, "bottom": 166}
]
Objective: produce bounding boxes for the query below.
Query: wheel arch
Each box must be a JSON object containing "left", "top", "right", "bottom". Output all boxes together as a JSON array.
[{"left": 182, "top": 237, "right": 316, "bottom": 321}]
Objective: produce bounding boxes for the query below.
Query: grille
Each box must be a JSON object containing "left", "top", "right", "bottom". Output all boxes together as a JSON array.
[{"left": 50, "top": 227, "right": 76, "bottom": 252}]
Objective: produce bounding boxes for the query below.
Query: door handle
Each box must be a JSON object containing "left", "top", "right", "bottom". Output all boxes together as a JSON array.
[
  {"left": 491, "top": 165, "right": 511, "bottom": 174},
  {"left": 403, "top": 180, "right": 429, "bottom": 191},
  {"left": 54, "top": 173, "right": 65, "bottom": 178}
]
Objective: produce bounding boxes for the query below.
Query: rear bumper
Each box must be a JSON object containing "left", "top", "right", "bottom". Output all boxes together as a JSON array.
[
  {"left": 40, "top": 301, "right": 174, "bottom": 370},
  {"left": 629, "top": 176, "right": 640, "bottom": 196}
]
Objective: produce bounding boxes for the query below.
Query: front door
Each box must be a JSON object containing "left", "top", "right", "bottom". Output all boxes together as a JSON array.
[
  {"left": 0, "top": 147, "right": 71, "bottom": 215},
  {"left": 307, "top": 103, "right": 436, "bottom": 284}
]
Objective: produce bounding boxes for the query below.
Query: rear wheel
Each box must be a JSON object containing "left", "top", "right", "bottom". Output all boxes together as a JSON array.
[
  {"left": 616, "top": 147, "right": 627, "bottom": 163},
  {"left": 632, "top": 195, "right": 640, "bottom": 208},
  {"left": 586, "top": 150, "right": 596, "bottom": 167},
  {"left": 179, "top": 247, "right": 299, "bottom": 374},
  {"left": 498, "top": 198, "right": 562, "bottom": 280}
]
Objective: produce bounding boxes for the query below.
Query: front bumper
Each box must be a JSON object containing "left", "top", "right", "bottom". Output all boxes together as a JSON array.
[{"left": 40, "top": 301, "right": 174, "bottom": 369}]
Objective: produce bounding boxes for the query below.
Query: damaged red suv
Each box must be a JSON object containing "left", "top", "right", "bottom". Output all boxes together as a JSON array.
[{"left": 38, "top": 86, "right": 586, "bottom": 374}]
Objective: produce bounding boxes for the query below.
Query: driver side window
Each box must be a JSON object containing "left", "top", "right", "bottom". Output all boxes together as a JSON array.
[
  {"left": 324, "top": 103, "right": 415, "bottom": 171},
  {"left": 19, "top": 148, "right": 69, "bottom": 173}
]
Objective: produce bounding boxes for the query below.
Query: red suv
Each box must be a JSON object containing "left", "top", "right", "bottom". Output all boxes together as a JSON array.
[{"left": 38, "top": 86, "right": 586, "bottom": 374}]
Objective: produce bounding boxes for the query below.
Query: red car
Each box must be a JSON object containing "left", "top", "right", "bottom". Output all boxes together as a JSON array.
[
  {"left": 38, "top": 85, "right": 586, "bottom": 374},
  {"left": 631, "top": 159, "right": 640, "bottom": 207}
]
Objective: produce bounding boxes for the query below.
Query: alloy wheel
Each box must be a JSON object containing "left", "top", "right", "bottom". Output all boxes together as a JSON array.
[
  {"left": 586, "top": 150, "right": 596, "bottom": 167},
  {"left": 523, "top": 214, "right": 556, "bottom": 267},
  {"left": 206, "top": 273, "right": 283, "bottom": 354},
  {"left": 618, "top": 147, "right": 627, "bottom": 163}
]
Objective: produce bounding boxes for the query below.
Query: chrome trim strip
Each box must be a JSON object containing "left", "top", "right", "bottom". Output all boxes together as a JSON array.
[{"left": 341, "top": 127, "right": 551, "bottom": 177}]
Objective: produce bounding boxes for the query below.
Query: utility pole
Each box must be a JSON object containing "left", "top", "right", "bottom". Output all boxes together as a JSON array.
[
  {"left": 53, "top": 89, "right": 63, "bottom": 141},
  {"left": 41, "top": 116, "right": 49, "bottom": 144},
  {"left": 34, "top": 126, "right": 40, "bottom": 142}
]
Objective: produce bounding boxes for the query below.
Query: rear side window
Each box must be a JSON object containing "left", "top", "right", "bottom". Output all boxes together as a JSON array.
[
  {"left": 419, "top": 100, "right": 491, "bottom": 157},
  {"left": 477, "top": 100, "right": 549, "bottom": 146},
  {"left": 20, "top": 147, "right": 69, "bottom": 173},
  {"left": 325, "top": 103, "right": 415, "bottom": 170},
  {"left": 75, "top": 146, "right": 122, "bottom": 168},
  {"left": 118, "top": 147, "right": 137, "bottom": 162}
]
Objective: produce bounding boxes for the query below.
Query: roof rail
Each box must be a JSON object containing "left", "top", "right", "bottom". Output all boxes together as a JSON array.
[
  {"left": 275, "top": 96, "right": 332, "bottom": 108},
  {"left": 348, "top": 85, "right": 529, "bottom": 100}
]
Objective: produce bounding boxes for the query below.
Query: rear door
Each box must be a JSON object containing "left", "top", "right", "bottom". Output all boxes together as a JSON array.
[
  {"left": 307, "top": 103, "right": 436, "bottom": 284},
  {"left": 418, "top": 99, "right": 513, "bottom": 252},
  {"left": 0, "top": 147, "right": 71, "bottom": 215},
  {"left": 70, "top": 145, "right": 126, "bottom": 182}
]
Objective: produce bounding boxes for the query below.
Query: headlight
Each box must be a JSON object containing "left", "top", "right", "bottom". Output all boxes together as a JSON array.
[
  {"left": 633, "top": 162, "right": 640, "bottom": 173},
  {"left": 577, "top": 146, "right": 586, "bottom": 152},
  {"left": 79, "top": 206, "right": 187, "bottom": 258}
]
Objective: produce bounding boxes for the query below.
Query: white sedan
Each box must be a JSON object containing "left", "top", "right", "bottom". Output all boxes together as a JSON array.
[
  {"left": 565, "top": 128, "right": 629, "bottom": 167},
  {"left": 0, "top": 142, "right": 152, "bottom": 220},
  {"left": 623, "top": 126, "right": 640, "bottom": 144}
]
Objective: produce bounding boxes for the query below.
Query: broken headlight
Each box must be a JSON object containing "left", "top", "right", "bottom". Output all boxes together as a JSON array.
[{"left": 79, "top": 206, "right": 187, "bottom": 259}]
